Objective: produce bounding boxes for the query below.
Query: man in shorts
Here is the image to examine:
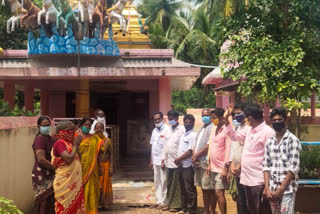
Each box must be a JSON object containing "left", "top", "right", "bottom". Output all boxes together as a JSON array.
[{"left": 192, "top": 108, "right": 214, "bottom": 214}]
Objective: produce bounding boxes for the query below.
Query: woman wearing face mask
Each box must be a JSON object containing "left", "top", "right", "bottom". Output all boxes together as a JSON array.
[
  {"left": 32, "top": 116, "right": 56, "bottom": 214},
  {"left": 90, "top": 109, "right": 108, "bottom": 137},
  {"left": 95, "top": 122, "right": 113, "bottom": 210},
  {"left": 76, "top": 118, "right": 105, "bottom": 214}
]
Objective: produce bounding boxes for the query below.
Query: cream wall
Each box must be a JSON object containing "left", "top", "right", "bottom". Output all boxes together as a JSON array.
[
  {"left": 0, "top": 127, "right": 37, "bottom": 214},
  {"left": 301, "top": 125, "right": 320, "bottom": 141}
]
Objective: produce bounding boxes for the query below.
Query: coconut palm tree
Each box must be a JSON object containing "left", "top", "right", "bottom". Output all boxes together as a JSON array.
[{"left": 137, "top": 0, "right": 182, "bottom": 32}]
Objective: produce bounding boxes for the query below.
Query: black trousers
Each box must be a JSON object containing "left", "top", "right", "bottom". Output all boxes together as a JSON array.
[
  {"left": 235, "top": 176, "right": 249, "bottom": 214},
  {"left": 243, "top": 184, "right": 271, "bottom": 214},
  {"left": 179, "top": 166, "right": 197, "bottom": 214}
]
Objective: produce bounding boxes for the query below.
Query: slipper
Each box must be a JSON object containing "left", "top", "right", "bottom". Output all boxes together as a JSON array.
[
  {"left": 158, "top": 204, "right": 167, "bottom": 209},
  {"left": 149, "top": 204, "right": 159, "bottom": 209},
  {"left": 162, "top": 206, "right": 169, "bottom": 211}
]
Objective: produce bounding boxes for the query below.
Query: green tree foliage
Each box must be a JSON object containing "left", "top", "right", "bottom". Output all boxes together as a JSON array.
[
  {"left": 137, "top": 0, "right": 181, "bottom": 32},
  {"left": 216, "top": 0, "right": 320, "bottom": 135},
  {"left": 171, "top": 87, "right": 216, "bottom": 115},
  {"left": 0, "top": 197, "right": 23, "bottom": 214},
  {"left": 0, "top": 0, "right": 43, "bottom": 49},
  {"left": 0, "top": 100, "right": 40, "bottom": 116},
  {"left": 0, "top": 4, "right": 27, "bottom": 49},
  {"left": 299, "top": 145, "right": 320, "bottom": 179}
]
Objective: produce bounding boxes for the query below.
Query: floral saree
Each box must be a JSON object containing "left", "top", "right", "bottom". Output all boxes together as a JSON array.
[
  {"left": 51, "top": 139, "right": 85, "bottom": 214},
  {"left": 78, "top": 134, "right": 104, "bottom": 214}
]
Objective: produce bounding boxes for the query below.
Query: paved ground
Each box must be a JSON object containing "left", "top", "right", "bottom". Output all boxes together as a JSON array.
[{"left": 99, "top": 155, "right": 237, "bottom": 214}]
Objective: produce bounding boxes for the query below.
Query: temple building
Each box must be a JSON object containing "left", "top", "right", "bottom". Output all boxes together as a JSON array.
[{"left": 0, "top": 3, "right": 200, "bottom": 156}]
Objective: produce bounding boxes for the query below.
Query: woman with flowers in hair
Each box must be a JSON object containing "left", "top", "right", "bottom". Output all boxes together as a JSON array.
[{"left": 51, "top": 120, "right": 85, "bottom": 214}]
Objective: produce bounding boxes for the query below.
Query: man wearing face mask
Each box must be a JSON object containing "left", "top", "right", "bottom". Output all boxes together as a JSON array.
[
  {"left": 149, "top": 112, "right": 170, "bottom": 210},
  {"left": 206, "top": 108, "right": 231, "bottom": 214},
  {"left": 229, "top": 103, "right": 250, "bottom": 214},
  {"left": 224, "top": 104, "right": 275, "bottom": 214},
  {"left": 263, "top": 107, "right": 301, "bottom": 214},
  {"left": 174, "top": 114, "right": 197, "bottom": 214},
  {"left": 90, "top": 109, "right": 108, "bottom": 137},
  {"left": 161, "top": 110, "right": 185, "bottom": 212},
  {"left": 192, "top": 108, "right": 214, "bottom": 214}
]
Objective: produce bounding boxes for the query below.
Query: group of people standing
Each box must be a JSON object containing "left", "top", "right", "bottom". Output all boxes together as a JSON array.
[
  {"left": 150, "top": 103, "right": 301, "bottom": 214},
  {"left": 31, "top": 109, "right": 113, "bottom": 214}
]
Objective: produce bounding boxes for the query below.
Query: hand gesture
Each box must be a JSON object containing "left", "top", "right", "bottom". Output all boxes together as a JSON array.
[
  {"left": 192, "top": 154, "right": 199, "bottom": 166},
  {"left": 223, "top": 104, "right": 234, "bottom": 125},
  {"left": 263, "top": 188, "right": 273, "bottom": 200},
  {"left": 74, "top": 135, "right": 83, "bottom": 147},
  {"left": 109, "top": 168, "right": 113, "bottom": 176},
  {"left": 220, "top": 168, "right": 228, "bottom": 180},
  {"left": 174, "top": 158, "right": 181, "bottom": 166},
  {"left": 206, "top": 166, "right": 211, "bottom": 176},
  {"left": 149, "top": 161, "right": 153, "bottom": 169},
  {"left": 161, "top": 160, "right": 165, "bottom": 170},
  {"left": 272, "top": 187, "right": 285, "bottom": 200}
]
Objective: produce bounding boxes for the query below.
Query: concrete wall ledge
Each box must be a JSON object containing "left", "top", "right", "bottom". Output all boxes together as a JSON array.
[{"left": 0, "top": 117, "right": 38, "bottom": 130}]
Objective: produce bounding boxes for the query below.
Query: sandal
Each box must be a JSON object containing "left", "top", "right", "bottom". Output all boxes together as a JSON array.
[
  {"left": 162, "top": 206, "right": 169, "bottom": 211},
  {"left": 169, "top": 208, "right": 179, "bottom": 212}
]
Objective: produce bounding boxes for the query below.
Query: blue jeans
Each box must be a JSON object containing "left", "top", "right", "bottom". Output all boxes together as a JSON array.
[{"left": 235, "top": 176, "right": 248, "bottom": 214}]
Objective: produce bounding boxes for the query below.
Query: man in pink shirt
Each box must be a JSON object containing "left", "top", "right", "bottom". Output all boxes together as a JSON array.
[
  {"left": 224, "top": 104, "right": 275, "bottom": 214},
  {"left": 207, "top": 108, "right": 231, "bottom": 214}
]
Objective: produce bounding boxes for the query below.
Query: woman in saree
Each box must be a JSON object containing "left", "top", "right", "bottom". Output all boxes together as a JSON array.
[
  {"left": 76, "top": 118, "right": 105, "bottom": 214},
  {"left": 51, "top": 120, "right": 85, "bottom": 214},
  {"left": 95, "top": 122, "right": 113, "bottom": 209},
  {"left": 32, "top": 116, "right": 56, "bottom": 214}
]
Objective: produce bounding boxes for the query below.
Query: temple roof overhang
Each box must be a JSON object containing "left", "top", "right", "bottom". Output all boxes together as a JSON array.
[{"left": 0, "top": 49, "right": 200, "bottom": 90}]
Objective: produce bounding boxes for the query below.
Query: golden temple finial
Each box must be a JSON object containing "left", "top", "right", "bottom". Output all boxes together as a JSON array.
[{"left": 104, "top": 1, "right": 151, "bottom": 49}]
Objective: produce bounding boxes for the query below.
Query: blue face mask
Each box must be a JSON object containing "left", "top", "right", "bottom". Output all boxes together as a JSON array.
[
  {"left": 82, "top": 126, "right": 90, "bottom": 134},
  {"left": 232, "top": 119, "right": 241, "bottom": 127},
  {"left": 202, "top": 116, "right": 211, "bottom": 124},
  {"left": 235, "top": 113, "right": 245, "bottom": 123},
  {"left": 169, "top": 119, "right": 177, "bottom": 126},
  {"left": 40, "top": 126, "right": 51, "bottom": 135}
]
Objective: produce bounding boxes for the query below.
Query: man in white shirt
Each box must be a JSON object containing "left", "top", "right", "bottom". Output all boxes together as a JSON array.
[
  {"left": 162, "top": 110, "right": 185, "bottom": 212},
  {"left": 192, "top": 108, "right": 214, "bottom": 214},
  {"left": 149, "top": 111, "right": 170, "bottom": 210},
  {"left": 90, "top": 109, "right": 108, "bottom": 137},
  {"left": 175, "top": 114, "right": 197, "bottom": 214}
]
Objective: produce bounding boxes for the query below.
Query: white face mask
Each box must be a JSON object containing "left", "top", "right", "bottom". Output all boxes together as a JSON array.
[
  {"left": 155, "top": 121, "right": 164, "bottom": 128},
  {"left": 97, "top": 117, "right": 105, "bottom": 123}
]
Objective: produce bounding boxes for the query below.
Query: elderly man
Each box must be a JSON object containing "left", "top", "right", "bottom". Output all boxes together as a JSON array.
[
  {"left": 149, "top": 111, "right": 170, "bottom": 210},
  {"left": 162, "top": 110, "right": 185, "bottom": 212}
]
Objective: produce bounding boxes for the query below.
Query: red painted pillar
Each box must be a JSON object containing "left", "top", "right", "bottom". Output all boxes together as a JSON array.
[
  {"left": 215, "top": 91, "right": 230, "bottom": 109},
  {"left": 40, "top": 89, "right": 49, "bottom": 116},
  {"left": 263, "top": 103, "right": 271, "bottom": 123},
  {"left": 4, "top": 81, "right": 15, "bottom": 108},
  {"left": 159, "top": 78, "right": 171, "bottom": 115},
  {"left": 311, "top": 92, "right": 316, "bottom": 119},
  {"left": 230, "top": 91, "right": 235, "bottom": 105},
  {"left": 24, "top": 86, "right": 34, "bottom": 112},
  {"left": 275, "top": 98, "right": 281, "bottom": 107}
]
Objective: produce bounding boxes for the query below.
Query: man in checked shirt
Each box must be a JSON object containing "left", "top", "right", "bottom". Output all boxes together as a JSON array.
[{"left": 263, "top": 107, "right": 302, "bottom": 214}]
